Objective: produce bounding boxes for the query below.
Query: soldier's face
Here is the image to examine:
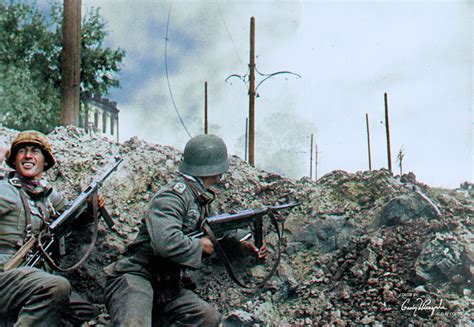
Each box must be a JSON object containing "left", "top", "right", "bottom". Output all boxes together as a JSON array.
[{"left": 14, "top": 145, "right": 46, "bottom": 180}]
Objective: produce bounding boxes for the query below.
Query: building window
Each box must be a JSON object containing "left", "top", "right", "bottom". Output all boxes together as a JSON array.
[
  {"left": 94, "top": 111, "right": 99, "bottom": 132},
  {"left": 83, "top": 107, "right": 89, "bottom": 131},
  {"left": 110, "top": 115, "right": 115, "bottom": 135},
  {"left": 103, "top": 111, "right": 107, "bottom": 133}
]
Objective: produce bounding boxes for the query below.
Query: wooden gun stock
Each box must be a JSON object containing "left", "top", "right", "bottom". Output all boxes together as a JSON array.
[{"left": 4, "top": 236, "right": 37, "bottom": 271}]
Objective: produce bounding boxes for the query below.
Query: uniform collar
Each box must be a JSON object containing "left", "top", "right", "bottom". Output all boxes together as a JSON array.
[
  {"left": 179, "top": 172, "right": 215, "bottom": 205},
  {"left": 8, "top": 171, "right": 52, "bottom": 197},
  {"left": 179, "top": 172, "right": 206, "bottom": 190}
]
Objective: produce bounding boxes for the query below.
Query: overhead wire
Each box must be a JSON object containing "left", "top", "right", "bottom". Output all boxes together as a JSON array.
[
  {"left": 217, "top": 4, "right": 244, "bottom": 69},
  {"left": 164, "top": 4, "right": 192, "bottom": 139},
  {"left": 252, "top": 66, "right": 304, "bottom": 139}
]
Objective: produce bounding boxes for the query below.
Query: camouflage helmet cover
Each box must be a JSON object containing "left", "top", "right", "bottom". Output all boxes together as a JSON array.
[
  {"left": 179, "top": 134, "right": 229, "bottom": 177},
  {"left": 5, "top": 130, "right": 56, "bottom": 171}
]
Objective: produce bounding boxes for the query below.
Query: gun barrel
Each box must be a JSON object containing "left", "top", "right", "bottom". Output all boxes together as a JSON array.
[
  {"left": 97, "top": 158, "right": 123, "bottom": 186},
  {"left": 48, "top": 159, "right": 123, "bottom": 234},
  {"left": 206, "top": 202, "right": 300, "bottom": 225},
  {"left": 268, "top": 201, "right": 301, "bottom": 210}
]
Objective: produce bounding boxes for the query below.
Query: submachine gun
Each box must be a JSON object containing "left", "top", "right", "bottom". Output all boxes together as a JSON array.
[
  {"left": 188, "top": 201, "right": 300, "bottom": 288},
  {"left": 4, "top": 158, "right": 123, "bottom": 272}
]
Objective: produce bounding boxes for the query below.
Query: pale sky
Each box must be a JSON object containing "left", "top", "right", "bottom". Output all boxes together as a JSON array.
[{"left": 78, "top": 0, "right": 472, "bottom": 188}]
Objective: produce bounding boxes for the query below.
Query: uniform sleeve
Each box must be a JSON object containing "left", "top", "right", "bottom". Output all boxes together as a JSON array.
[
  {"left": 49, "top": 188, "right": 69, "bottom": 214},
  {"left": 145, "top": 190, "right": 202, "bottom": 269},
  {"left": 0, "top": 183, "right": 18, "bottom": 216}
]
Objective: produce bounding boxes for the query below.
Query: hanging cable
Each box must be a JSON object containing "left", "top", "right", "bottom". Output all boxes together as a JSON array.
[
  {"left": 217, "top": 4, "right": 244, "bottom": 68},
  {"left": 165, "top": 4, "right": 192, "bottom": 139}
]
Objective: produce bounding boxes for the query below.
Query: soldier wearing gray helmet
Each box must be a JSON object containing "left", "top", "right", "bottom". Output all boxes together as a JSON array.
[{"left": 104, "top": 134, "right": 266, "bottom": 326}]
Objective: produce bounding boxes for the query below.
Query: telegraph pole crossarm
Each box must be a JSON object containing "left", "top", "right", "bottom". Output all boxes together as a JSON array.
[
  {"left": 225, "top": 17, "right": 301, "bottom": 166},
  {"left": 225, "top": 68, "right": 302, "bottom": 94},
  {"left": 254, "top": 68, "right": 301, "bottom": 94},
  {"left": 225, "top": 73, "right": 250, "bottom": 89}
]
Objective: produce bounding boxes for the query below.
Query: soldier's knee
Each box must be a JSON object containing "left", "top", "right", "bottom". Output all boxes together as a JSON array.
[
  {"left": 200, "top": 303, "right": 220, "bottom": 326},
  {"left": 122, "top": 317, "right": 149, "bottom": 326},
  {"left": 47, "top": 275, "right": 71, "bottom": 301}
]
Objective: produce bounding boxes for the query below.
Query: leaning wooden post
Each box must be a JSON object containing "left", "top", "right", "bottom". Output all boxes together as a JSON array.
[
  {"left": 244, "top": 118, "right": 248, "bottom": 162},
  {"left": 315, "top": 143, "right": 318, "bottom": 181},
  {"left": 366, "top": 113, "right": 372, "bottom": 171},
  {"left": 384, "top": 92, "right": 392, "bottom": 173},
  {"left": 204, "top": 81, "right": 208, "bottom": 134},
  {"left": 309, "top": 133, "right": 313, "bottom": 179}
]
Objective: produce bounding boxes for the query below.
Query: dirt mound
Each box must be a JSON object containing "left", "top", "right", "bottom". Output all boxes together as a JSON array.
[{"left": 1, "top": 126, "right": 471, "bottom": 325}]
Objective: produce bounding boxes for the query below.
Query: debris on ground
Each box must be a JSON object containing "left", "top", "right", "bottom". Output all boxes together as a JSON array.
[{"left": 0, "top": 126, "right": 471, "bottom": 325}]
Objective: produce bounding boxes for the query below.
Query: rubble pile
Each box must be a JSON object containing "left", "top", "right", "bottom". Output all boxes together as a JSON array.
[{"left": 0, "top": 126, "right": 471, "bottom": 325}]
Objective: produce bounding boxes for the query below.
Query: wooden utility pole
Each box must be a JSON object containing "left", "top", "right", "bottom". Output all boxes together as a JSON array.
[
  {"left": 204, "top": 81, "right": 208, "bottom": 134},
  {"left": 384, "top": 92, "right": 392, "bottom": 173},
  {"left": 226, "top": 16, "right": 299, "bottom": 166},
  {"left": 244, "top": 118, "right": 248, "bottom": 162},
  {"left": 309, "top": 133, "right": 314, "bottom": 179},
  {"left": 60, "top": 0, "right": 81, "bottom": 126},
  {"left": 315, "top": 144, "right": 318, "bottom": 181},
  {"left": 248, "top": 17, "right": 256, "bottom": 166},
  {"left": 365, "top": 113, "right": 372, "bottom": 171}
]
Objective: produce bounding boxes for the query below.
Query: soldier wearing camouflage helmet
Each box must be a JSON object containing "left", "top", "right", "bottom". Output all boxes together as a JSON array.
[
  {"left": 0, "top": 130, "right": 99, "bottom": 326},
  {"left": 105, "top": 134, "right": 266, "bottom": 326}
]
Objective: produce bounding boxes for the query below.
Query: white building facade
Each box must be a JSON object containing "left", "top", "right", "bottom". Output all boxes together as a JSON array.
[{"left": 82, "top": 93, "right": 119, "bottom": 142}]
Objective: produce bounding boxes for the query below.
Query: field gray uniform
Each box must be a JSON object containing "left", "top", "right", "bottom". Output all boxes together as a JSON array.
[
  {"left": 105, "top": 175, "right": 221, "bottom": 326},
  {"left": 0, "top": 174, "right": 97, "bottom": 326}
]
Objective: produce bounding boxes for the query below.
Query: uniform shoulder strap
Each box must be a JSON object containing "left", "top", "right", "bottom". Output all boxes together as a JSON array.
[{"left": 17, "top": 189, "right": 32, "bottom": 246}]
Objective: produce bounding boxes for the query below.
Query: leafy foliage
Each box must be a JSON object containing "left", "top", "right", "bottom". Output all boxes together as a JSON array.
[
  {"left": 0, "top": 0, "right": 125, "bottom": 132},
  {"left": 0, "top": 64, "right": 59, "bottom": 130}
]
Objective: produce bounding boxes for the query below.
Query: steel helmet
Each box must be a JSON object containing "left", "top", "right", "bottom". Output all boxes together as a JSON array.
[
  {"left": 5, "top": 130, "right": 56, "bottom": 171},
  {"left": 179, "top": 134, "right": 229, "bottom": 177}
]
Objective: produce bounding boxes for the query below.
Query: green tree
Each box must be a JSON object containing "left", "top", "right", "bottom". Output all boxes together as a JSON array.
[
  {"left": 0, "top": 0, "right": 125, "bottom": 132},
  {"left": 0, "top": 64, "right": 57, "bottom": 131}
]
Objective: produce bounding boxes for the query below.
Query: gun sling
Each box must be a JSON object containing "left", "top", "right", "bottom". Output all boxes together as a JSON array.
[
  {"left": 37, "top": 193, "right": 100, "bottom": 272},
  {"left": 184, "top": 178, "right": 282, "bottom": 288},
  {"left": 18, "top": 189, "right": 32, "bottom": 236},
  {"left": 201, "top": 210, "right": 283, "bottom": 289}
]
